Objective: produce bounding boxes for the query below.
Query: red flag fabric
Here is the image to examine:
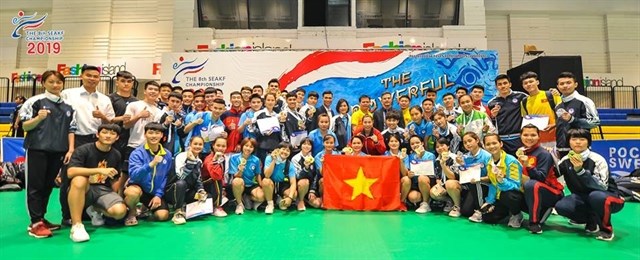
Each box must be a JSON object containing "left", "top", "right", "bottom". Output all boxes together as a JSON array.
[{"left": 322, "top": 155, "right": 403, "bottom": 211}]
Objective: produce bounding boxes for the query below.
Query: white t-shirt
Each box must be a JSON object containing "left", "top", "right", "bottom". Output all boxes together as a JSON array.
[{"left": 125, "top": 101, "right": 164, "bottom": 148}]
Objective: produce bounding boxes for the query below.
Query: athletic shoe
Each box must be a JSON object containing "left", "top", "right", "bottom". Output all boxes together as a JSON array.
[
  {"left": 568, "top": 219, "right": 585, "bottom": 226},
  {"left": 124, "top": 216, "right": 138, "bottom": 226},
  {"left": 469, "top": 210, "right": 483, "bottom": 223},
  {"left": 28, "top": 221, "right": 52, "bottom": 238},
  {"left": 585, "top": 222, "right": 600, "bottom": 234},
  {"left": 297, "top": 200, "right": 306, "bottom": 211},
  {"left": 265, "top": 201, "right": 275, "bottom": 215},
  {"left": 86, "top": 206, "right": 105, "bottom": 226},
  {"left": 42, "top": 219, "right": 61, "bottom": 231},
  {"left": 443, "top": 198, "right": 454, "bottom": 213},
  {"left": 172, "top": 211, "right": 186, "bottom": 225},
  {"left": 596, "top": 231, "right": 614, "bottom": 241},
  {"left": 508, "top": 213, "right": 523, "bottom": 228},
  {"left": 235, "top": 204, "right": 244, "bottom": 215},
  {"left": 448, "top": 206, "right": 461, "bottom": 218},
  {"left": 540, "top": 208, "right": 553, "bottom": 224},
  {"left": 529, "top": 223, "right": 543, "bottom": 234},
  {"left": 213, "top": 207, "right": 227, "bottom": 217},
  {"left": 415, "top": 202, "right": 431, "bottom": 214},
  {"left": 69, "top": 223, "right": 89, "bottom": 242},
  {"left": 242, "top": 195, "right": 254, "bottom": 210}
]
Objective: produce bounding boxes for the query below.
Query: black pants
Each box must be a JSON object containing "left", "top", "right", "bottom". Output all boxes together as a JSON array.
[
  {"left": 203, "top": 178, "right": 224, "bottom": 208},
  {"left": 165, "top": 180, "right": 198, "bottom": 210},
  {"left": 27, "top": 149, "right": 65, "bottom": 224},
  {"left": 460, "top": 183, "right": 488, "bottom": 217},
  {"left": 60, "top": 134, "right": 97, "bottom": 221},
  {"left": 482, "top": 190, "right": 526, "bottom": 224},
  {"left": 556, "top": 191, "right": 625, "bottom": 233},
  {"left": 524, "top": 180, "right": 563, "bottom": 224}
]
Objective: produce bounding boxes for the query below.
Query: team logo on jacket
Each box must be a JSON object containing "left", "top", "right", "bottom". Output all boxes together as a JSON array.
[
  {"left": 568, "top": 108, "right": 575, "bottom": 114},
  {"left": 66, "top": 111, "right": 71, "bottom": 117},
  {"left": 512, "top": 98, "right": 518, "bottom": 103},
  {"left": 528, "top": 156, "right": 537, "bottom": 167}
]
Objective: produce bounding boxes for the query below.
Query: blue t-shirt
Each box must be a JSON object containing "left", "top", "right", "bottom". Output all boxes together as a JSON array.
[
  {"left": 406, "top": 119, "right": 433, "bottom": 139},
  {"left": 405, "top": 151, "right": 436, "bottom": 172},
  {"left": 184, "top": 112, "right": 224, "bottom": 154},
  {"left": 227, "top": 153, "right": 261, "bottom": 186},
  {"left": 314, "top": 150, "right": 341, "bottom": 173},
  {"left": 384, "top": 150, "right": 410, "bottom": 166},
  {"left": 264, "top": 155, "right": 296, "bottom": 183},
  {"left": 463, "top": 148, "right": 492, "bottom": 177},
  {"left": 239, "top": 110, "right": 258, "bottom": 140},
  {"left": 308, "top": 129, "right": 339, "bottom": 156}
]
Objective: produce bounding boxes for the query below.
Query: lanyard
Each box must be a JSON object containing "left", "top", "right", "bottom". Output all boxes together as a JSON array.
[
  {"left": 285, "top": 107, "right": 304, "bottom": 121},
  {"left": 462, "top": 109, "right": 475, "bottom": 127}
]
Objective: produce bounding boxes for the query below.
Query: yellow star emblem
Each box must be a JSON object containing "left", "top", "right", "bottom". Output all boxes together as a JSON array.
[{"left": 344, "top": 167, "right": 378, "bottom": 200}]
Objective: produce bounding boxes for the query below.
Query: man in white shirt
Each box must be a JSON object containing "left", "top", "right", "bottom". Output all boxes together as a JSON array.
[
  {"left": 61, "top": 65, "right": 115, "bottom": 146},
  {"left": 124, "top": 81, "right": 165, "bottom": 149},
  {"left": 59, "top": 65, "right": 115, "bottom": 226}
]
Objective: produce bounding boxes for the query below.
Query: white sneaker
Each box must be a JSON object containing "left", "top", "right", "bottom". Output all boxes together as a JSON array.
[
  {"left": 469, "top": 210, "right": 483, "bottom": 223},
  {"left": 235, "top": 204, "right": 244, "bottom": 215},
  {"left": 265, "top": 201, "right": 275, "bottom": 215},
  {"left": 213, "top": 207, "right": 227, "bottom": 217},
  {"left": 508, "top": 212, "right": 523, "bottom": 228},
  {"left": 86, "top": 206, "right": 104, "bottom": 226},
  {"left": 69, "top": 223, "right": 90, "bottom": 243},
  {"left": 172, "top": 211, "right": 186, "bottom": 225},
  {"left": 415, "top": 202, "right": 431, "bottom": 214},
  {"left": 448, "top": 205, "right": 461, "bottom": 218}
]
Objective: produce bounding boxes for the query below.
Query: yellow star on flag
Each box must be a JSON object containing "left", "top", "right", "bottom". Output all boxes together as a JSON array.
[{"left": 344, "top": 167, "right": 378, "bottom": 200}]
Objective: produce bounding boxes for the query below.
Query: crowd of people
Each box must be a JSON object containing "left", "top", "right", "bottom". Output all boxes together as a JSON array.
[{"left": 18, "top": 65, "right": 625, "bottom": 243}]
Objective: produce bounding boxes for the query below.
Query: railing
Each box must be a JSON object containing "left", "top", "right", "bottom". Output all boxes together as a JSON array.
[
  {"left": 585, "top": 85, "right": 639, "bottom": 109},
  {"left": 0, "top": 77, "right": 10, "bottom": 102},
  {"left": 2, "top": 76, "right": 139, "bottom": 102},
  {"left": 10, "top": 78, "right": 38, "bottom": 102},
  {"left": 58, "top": 76, "right": 114, "bottom": 94}
]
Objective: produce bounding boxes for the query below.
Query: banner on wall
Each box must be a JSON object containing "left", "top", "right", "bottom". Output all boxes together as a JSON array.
[
  {"left": 10, "top": 11, "right": 64, "bottom": 56},
  {"left": 591, "top": 140, "right": 640, "bottom": 178},
  {"left": 161, "top": 50, "right": 498, "bottom": 109}
]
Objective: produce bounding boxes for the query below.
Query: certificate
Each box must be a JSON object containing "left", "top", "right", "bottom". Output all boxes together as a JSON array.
[
  {"left": 459, "top": 164, "right": 482, "bottom": 184},
  {"left": 410, "top": 160, "right": 435, "bottom": 176},
  {"left": 521, "top": 115, "right": 549, "bottom": 130},
  {"left": 200, "top": 125, "right": 225, "bottom": 142},
  {"left": 290, "top": 131, "right": 308, "bottom": 147},
  {"left": 257, "top": 116, "right": 281, "bottom": 134},
  {"left": 185, "top": 198, "right": 213, "bottom": 219}
]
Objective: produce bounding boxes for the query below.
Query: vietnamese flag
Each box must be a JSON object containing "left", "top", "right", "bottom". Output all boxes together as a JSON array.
[{"left": 322, "top": 155, "right": 403, "bottom": 211}]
